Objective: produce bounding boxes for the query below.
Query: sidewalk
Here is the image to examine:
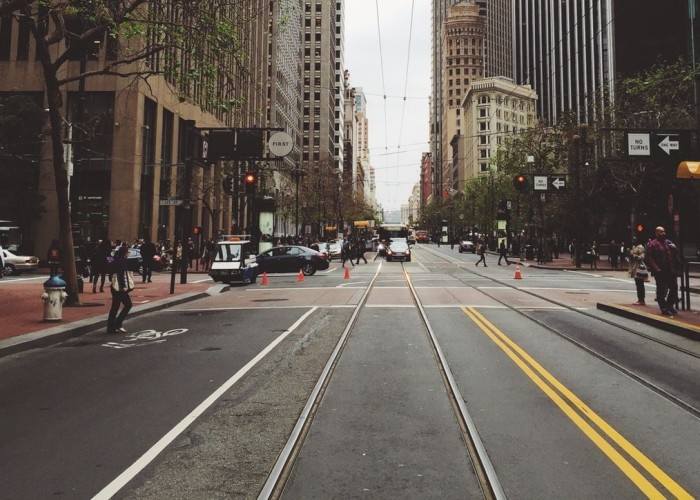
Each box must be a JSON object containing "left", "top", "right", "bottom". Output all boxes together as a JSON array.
[{"left": 0, "top": 268, "right": 217, "bottom": 357}]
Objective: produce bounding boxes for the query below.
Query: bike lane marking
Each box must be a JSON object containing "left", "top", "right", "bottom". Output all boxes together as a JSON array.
[
  {"left": 462, "top": 306, "right": 692, "bottom": 499},
  {"left": 92, "top": 307, "right": 317, "bottom": 499}
]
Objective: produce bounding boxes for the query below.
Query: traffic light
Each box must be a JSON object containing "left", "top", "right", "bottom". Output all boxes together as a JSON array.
[
  {"left": 513, "top": 174, "right": 528, "bottom": 192},
  {"left": 635, "top": 224, "right": 644, "bottom": 234},
  {"left": 222, "top": 174, "right": 234, "bottom": 195},
  {"left": 244, "top": 171, "right": 256, "bottom": 194},
  {"left": 193, "top": 226, "right": 202, "bottom": 236}
]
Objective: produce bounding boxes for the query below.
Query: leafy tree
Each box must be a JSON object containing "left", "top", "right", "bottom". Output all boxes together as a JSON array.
[{"left": 5, "top": 0, "right": 249, "bottom": 304}]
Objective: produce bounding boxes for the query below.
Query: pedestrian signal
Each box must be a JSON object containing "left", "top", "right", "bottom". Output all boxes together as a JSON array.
[
  {"left": 513, "top": 174, "right": 528, "bottom": 192},
  {"left": 635, "top": 224, "right": 644, "bottom": 233},
  {"left": 193, "top": 226, "right": 202, "bottom": 235}
]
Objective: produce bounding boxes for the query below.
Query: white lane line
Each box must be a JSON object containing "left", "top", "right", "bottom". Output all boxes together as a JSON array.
[
  {"left": 165, "top": 305, "right": 355, "bottom": 312},
  {"left": 92, "top": 307, "right": 317, "bottom": 500}
]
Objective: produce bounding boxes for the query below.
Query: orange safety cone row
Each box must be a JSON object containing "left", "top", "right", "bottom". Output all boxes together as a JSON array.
[
  {"left": 344, "top": 266, "right": 350, "bottom": 279},
  {"left": 260, "top": 272, "right": 268, "bottom": 285},
  {"left": 514, "top": 264, "right": 522, "bottom": 280},
  {"left": 297, "top": 269, "right": 305, "bottom": 282}
]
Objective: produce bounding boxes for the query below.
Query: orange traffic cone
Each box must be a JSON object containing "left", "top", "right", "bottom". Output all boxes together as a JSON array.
[
  {"left": 514, "top": 264, "right": 522, "bottom": 280},
  {"left": 344, "top": 266, "right": 350, "bottom": 279},
  {"left": 297, "top": 269, "right": 305, "bottom": 282},
  {"left": 260, "top": 272, "right": 268, "bottom": 285}
]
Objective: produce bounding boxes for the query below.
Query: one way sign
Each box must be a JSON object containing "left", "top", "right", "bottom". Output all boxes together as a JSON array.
[
  {"left": 657, "top": 135, "right": 679, "bottom": 155},
  {"left": 549, "top": 175, "right": 567, "bottom": 190}
]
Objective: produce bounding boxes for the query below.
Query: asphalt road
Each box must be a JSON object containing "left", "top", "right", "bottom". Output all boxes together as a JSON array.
[{"left": 1, "top": 245, "right": 698, "bottom": 499}]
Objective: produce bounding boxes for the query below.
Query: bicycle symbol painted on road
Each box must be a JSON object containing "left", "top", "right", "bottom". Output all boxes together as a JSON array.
[{"left": 102, "top": 328, "right": 189, "bottom": 349}]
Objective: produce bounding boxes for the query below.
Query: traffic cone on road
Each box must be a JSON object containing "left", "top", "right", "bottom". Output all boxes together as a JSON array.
[
  {"left": 260, "top": 272, "right": 268, "bottom": 285},
  {"left": 514, "top": 264, "right": 522, "bottom": 280},
  {"left": 344, "top": 266, "right": 350, "bottom": 280},
  {"left": 297, "top": 269, "right": 305, "bottom": 282}
]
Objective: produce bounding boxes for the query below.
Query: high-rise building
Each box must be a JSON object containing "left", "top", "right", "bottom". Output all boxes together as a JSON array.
[
  {"left": 301, "top": 0, "right": 343, "bottom": 173},
  {"left": 431, "top": 0, "right": 513, "bottom": 200},
  {"left": 0, "top": 2, "right": 271, "bottom": 255},
  {"left": 441, "top": 1, "right": 485, "bottom": 194},
  {"left": 513, "top": 1, "right": 614, "bottom": 125}
]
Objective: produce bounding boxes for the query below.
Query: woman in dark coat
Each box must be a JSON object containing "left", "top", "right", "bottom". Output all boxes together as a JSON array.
[{"left": 107, "top": 245, "right": 132, "bottom": 334}]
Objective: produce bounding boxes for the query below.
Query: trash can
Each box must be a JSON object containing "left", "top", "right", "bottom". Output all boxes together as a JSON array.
[
  {"left": 41, "top": 275, "right": 68, "bottom": 322},
  {"left": 525, "top": 245, "right": 534, "bottom": 260}
]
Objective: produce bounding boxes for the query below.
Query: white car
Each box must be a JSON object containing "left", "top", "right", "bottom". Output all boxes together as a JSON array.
[{"left": 1, "top": 248, "right": 39, "bottom": 276}]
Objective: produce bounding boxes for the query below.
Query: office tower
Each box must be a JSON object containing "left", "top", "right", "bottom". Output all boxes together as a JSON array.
[
  {"left": 513, "top": 0, "right": 615, "bottom": 124},
  {"left": 0, "top": 1, "right": 269, "bottom": 254},
  {"left": 442, "top": 1, "right": 485, "bottom": 192},
  {"left": 302, "top": 0, "right": 344, "bottom": 172}
]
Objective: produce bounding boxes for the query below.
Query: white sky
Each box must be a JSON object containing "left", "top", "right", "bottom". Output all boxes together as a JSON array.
[{"left": 345, "top": 0, "right": 431, "bottom": 212}]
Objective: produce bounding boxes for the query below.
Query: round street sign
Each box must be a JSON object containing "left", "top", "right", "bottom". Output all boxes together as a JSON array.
[{"left": 268, "top": 131, "right": 294, "bottom": 157}]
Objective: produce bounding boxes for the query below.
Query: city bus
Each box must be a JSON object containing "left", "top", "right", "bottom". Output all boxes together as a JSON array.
[{"left": 377, "top": 223, "right": 409, "bottom": 242}]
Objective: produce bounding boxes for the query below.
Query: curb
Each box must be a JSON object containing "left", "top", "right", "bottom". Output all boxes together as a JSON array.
[
  {"left": 0, "top": 290, "right": 212, "bottom": 358},
  {"left": 597, "top": 303, "right": 700, "bottom": 338}
]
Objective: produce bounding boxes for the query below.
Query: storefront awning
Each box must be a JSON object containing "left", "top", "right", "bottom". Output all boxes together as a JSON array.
[
  {"left": 353, "top": 221, "right": 370, "bottom": 228},
  {"left": 676, "top": 161, "right": 700, "bottom": 179}
]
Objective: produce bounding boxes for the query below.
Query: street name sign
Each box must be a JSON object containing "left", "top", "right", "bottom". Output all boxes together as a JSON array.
[
  {"left": 533, "top": 175, "right": 548, "bottom": 191},
  {"left": 627, "top": 133, "right": 651, "bottom": 156},
  {"left": 159, "top": 199, "right": 184, "bottom": 206}
]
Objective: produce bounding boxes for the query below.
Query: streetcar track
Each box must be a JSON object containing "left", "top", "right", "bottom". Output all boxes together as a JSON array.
[
  {"left": 419, "top": 247, "right": 700, "bottom": 419},
  {"left": 259, "top": 259, "right": 505, "bottom": 500}
]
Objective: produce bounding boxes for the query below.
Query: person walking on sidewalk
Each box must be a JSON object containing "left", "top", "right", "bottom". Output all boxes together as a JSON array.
[
  {"left": 475, "top": 242, "right": 487, "bottom": 267},
  {"left": 107, "top": 246, "right": 133, "bottom": 334},
  {"left": 646, "top": 226, "right": 679, "bottom": 316},
  {"left": 91, "top": 239, "right": 111, "bottom": 293},
  {"left": 140, "top": 237, "right": 157, "bottom": 283},
  {"left": 628, "top": 237, "right": 647, "bottom": 305},
  {"left": 497, "top": 240, "right": 511, "bottom": 265}
]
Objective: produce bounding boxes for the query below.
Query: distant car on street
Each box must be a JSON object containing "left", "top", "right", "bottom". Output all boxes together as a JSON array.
[
  {"left": 1, "top": 247, "right": 39, "bottom": 276},
  {"left": 385, "top": 239, "right": 411, "bottom": 262},
  {"left": 458, "top": 240, "right": 476, "bottom": 253},
  {"left": 256, "top": 245, "right": 329, "bottom": 276},
  {"left": 327, "top": 240, "right": 342, "bottom": 261}
]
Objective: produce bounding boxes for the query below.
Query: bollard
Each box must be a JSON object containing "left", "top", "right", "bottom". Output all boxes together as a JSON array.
[{"left": 41, "top": 275, "right": 68, "bottom": 322}]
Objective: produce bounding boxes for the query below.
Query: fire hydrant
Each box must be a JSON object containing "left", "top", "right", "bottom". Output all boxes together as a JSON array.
[{"left": 41, "top": 275, "right": 68, "bottom": 322}]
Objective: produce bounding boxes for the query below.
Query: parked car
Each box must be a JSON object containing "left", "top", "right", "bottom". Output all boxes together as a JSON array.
[
  {"left": 386, "top": 239, "right": 411, "bottom": 262},
  {"left": 1, "top": 248, "right": 39, "bottom": 276},
  {"left": 458, "top": 240, "right": 476, "bottom": 253},
  {"left": 209, "top": 240, "right": 258, "bottom": 284},
  {"left": 256, "top": 245, "right": 329, "bottom": 276}
]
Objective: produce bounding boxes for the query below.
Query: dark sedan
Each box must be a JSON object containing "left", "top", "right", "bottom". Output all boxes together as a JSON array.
[{"left": 256, "top": 245, "right": 329, "bottom": 276}]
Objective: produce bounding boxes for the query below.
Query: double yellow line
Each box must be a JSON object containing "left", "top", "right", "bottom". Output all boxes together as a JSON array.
[{"left": 461, "top": 307, "right": 692, "bottom": 499}]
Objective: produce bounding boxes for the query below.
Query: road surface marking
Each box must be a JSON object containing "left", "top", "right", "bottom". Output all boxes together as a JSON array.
[{"left": 463, "top": 307, "right": 691, "bottom": 499}]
